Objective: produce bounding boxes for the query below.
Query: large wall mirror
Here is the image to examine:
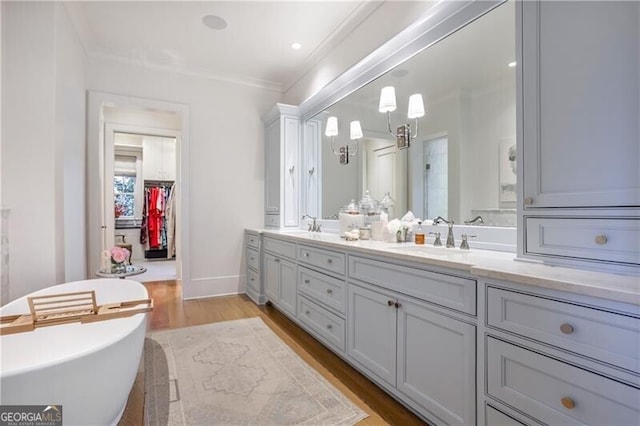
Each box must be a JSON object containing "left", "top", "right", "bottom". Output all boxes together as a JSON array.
[{"left": 310, "top": 0, "right": 516, "bottom": 228}]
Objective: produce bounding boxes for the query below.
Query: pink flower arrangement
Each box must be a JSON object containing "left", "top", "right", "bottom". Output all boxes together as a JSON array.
[{"left": 110, "top": 246, "right": 130, "bottom": 264}]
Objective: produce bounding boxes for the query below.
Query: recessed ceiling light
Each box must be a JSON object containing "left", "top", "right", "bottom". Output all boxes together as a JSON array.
[
  {"left": 202, "top": 15, "right": 227, "bottom": 31},
  {"left": 291, "top": 42, "right": 302, "bottom": 50},
  {"left": 508, "top": 61, "right": 517, "bottom": 67}
]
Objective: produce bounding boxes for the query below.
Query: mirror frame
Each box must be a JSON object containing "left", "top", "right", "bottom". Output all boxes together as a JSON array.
[{"left": 298, "top": 0, "right": 517, "bottom": 251}]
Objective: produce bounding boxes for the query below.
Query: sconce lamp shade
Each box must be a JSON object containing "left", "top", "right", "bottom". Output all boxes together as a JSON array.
[
  {"left": 350, "top": 121, "right": 363, "bottom": 140},
  {"left": 325, "top": 116, "right": 339, "bottom": 137},
  {"left": 379, "top": 86, "right": 397, "bottom": 113},
  {"left": 407, "top": 94, "right": 425, "bottom": 119}
]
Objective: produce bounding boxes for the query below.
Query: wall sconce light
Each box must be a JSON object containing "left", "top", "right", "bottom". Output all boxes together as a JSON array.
[
  {"left": 378, "top": 86, "right": 425, "bottom": 149},
  {"left": 325, "top": 116, "right": 362, "bottom": 165}
]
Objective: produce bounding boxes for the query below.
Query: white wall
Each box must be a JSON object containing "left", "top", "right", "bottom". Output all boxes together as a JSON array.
[
  {"left": 56, "top": 3, "right": 87, "bottom": 283},
  {"left": 85, "top": 56, "right": 280, "bottom": 299},
  {"left": 1, "top": 2, "right": 86, "bottom": 301}
]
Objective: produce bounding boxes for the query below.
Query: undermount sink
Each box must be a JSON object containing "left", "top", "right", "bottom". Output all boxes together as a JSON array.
[{"left": 386, "top": 244, "right": 469, "bottom": 255}]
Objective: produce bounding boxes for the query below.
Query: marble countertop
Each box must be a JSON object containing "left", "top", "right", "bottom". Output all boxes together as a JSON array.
[{"left": 250, "top": 228, "right": 640, "bottom": 306}]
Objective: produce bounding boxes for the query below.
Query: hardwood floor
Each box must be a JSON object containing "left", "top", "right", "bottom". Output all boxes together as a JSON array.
[{"left": 119, "top": 280, "right": 427, "bottom": 426}]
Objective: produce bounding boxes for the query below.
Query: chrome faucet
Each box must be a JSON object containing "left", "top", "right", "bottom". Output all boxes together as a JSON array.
[
  {"left": 464, "top": 215, "right": 484, "bottom": 225},
  {"left": 433, "top": 216, "right": 455, "bottom": 248},
  {"left": 302, "top": 215, "right": 321, "bottom": 232}
]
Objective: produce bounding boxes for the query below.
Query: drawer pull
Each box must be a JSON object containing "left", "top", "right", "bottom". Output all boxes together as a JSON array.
[
  {"left": 524, "top": 197, "right": 533, "bottom": 205},
  {"left": 304, "top": 279, "right": 310, "bottom": 284},
  {"left": 304, "top": 252, "right": 310, "bottom": 257},
  {"left": 274, "top": 258, "right": 280, "bottom": 263},
  {"left": 305, "top": 310, "right": 310, "bottom": 315},
  {"left": 387, "top": 300, "right": 395, "bottom": 307},
  {"left": 250, "top": 278, "right": 254, "bottom": 282},
  {"left": 250, "top": 257, "right": 254, "bottom": 261},
  {"left": 327, "top": 259, "right": 333, "bottom": 264},
  {"left": 560, "top": 323, "right": 575, "bottom": 335},
  {"left": 595, "top": 234, "right": 608, "bottom": 245},
  {"left": 326, "top": 324, "right": 333, "bottom": 330},
  {"left": 326, "top": 289, "right": 333, "bottom": 295},
  {"left": 561, "top": 397, "right": 576, "bottom": 410}
]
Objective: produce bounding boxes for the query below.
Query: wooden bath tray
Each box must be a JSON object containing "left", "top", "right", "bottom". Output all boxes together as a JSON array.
[{"left": 0, "top": 290, "right": 153, "bottom": 335}]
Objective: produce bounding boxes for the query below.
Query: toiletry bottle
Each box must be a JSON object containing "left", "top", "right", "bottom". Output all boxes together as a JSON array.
[{"left": 415, "top": 221, "right": 425, "bottom": 245}]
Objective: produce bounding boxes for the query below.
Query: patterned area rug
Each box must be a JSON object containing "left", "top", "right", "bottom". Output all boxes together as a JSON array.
[{"left": 144, "top": 317, "right": 368, "bottom": 425}]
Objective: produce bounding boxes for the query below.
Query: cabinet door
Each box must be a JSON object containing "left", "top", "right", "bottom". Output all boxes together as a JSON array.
[
  {"left": 521, "top": 0, "right": 640, "bottom": 208},
  {"left": 282, "top": 117, "right": 299, "bottom": 227},
  {"left": 347, "top": 284, "right": 397, "bottom": 387},
  {"left": 278, "top": 258, "right": 297, "bottom": 317},
  {"left": 264, "top": 120, "right": 281, "bottom": 214},
  {"left": 264, "top": 253, "right": 279, "bottom": 301},
  {"left": 397, "top": 300, "right": 476, "bottom": 426},
  {"left": 302, "top": 119, "right": 321, "bottom": 218}
]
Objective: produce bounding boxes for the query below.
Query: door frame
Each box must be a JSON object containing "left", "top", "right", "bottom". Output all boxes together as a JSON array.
[{"left": 87, "top": 91, "right": 190, "bottom": 288}]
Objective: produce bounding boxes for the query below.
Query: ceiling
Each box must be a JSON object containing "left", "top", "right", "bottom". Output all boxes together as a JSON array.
[{"left": 64, "top": 1, "right": 384, "bottom": 92}]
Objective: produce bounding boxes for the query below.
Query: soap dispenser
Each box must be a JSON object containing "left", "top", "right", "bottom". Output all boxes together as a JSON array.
[{"left": 415, "top": 221, "right": 425, "bottom": 245}]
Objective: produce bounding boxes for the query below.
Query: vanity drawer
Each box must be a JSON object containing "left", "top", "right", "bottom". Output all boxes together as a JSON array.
[
  {"left": 246, "top": 247, "right": 260, "bottom": 271},
  {"left": 487, "top": 287, "right": 640, "bottom": 374},
  {"left": 525, "top": 217, "right": 640, "bottom": 265},
  {"left": 246, "top": 267, "right": 260, "bottom": 292},
  {"left": 298, "top": 296, "right": 346, "bottom": 352},
  {"left": 263, "top": 237, "right": 296, "bottom": 260},
  {"left": 298, "top": 244, "right": 346, "bottom": 277},
  {"left": 487, "top": 337, "right": 640, "bottom": 426},
  {"left": 349, "top": 255, "right": 476, "bottom": 315},
  {"left": 298, "top": 266, "right": 346, "bottom": 315},
  {"left": 246, "top": 232, "right": 260, "bottom": 249}
]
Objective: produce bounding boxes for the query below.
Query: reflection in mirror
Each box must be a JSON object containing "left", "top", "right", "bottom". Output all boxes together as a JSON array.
[{"left": 314, "top": 0, "right": 516, "bottom": 227}]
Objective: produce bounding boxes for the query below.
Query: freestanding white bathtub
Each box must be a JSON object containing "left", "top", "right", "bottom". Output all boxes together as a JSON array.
[{"left": 0, "top": 279, "right": 149, "bottom": 426}]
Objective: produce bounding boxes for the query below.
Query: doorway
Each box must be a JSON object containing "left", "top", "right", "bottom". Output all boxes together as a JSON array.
[
  {"left": 87, "top": 92, "right": 190, "bottom": 288},
  {"left": 107, "top": 130, "right": 179, "bottom": 282},
  {"left": 409, "top": 134, "right": 448, "bottom": 221}
]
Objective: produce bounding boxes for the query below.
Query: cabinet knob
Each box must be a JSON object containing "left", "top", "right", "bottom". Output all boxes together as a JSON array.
[
  {"left": 289, "top": 165, "right": 295, "bottom": 174},
  {"left": 387, "top": 300, "right": 395, "bottom": 307},
  {"left": 595, "top": 234, "right": 608, "bottom": 245},
  {"left": 326, "top": 289, "right": 333, "bottom": 294},
  {"left": 305, "top": 310, "right": 310, "bottom": 315},
  {"left": 304, "top": 252, "right": 310, "bottom": 257},
  {"left": 304, "top": 279, "right": 310, "bottom": 284},
  {"left": 394, "top": 302, "right": 402, "bottom": 309},
  {"left": 274, "top": 258, "right": 280, "bottom": 263},
  {"left": 326, "top": 324, "right": 333, "bottom": 330},
  {"left": 250, "top": 278, "right": 254, "bottom": 282},
  {"left": 327, "top": 259, "right": 333, "bottom": 264},
  {"left": 561, "top": 397, "right": 576, "bottom": 410},
  {"left": 250, "top": 257, "right": 254, "bottom": 261},
  {"left": 560, "top": 323, "right": 574, "bottom": 335},
  {"left": 524, "top": 197, "right": 534, "bottom": 205}
]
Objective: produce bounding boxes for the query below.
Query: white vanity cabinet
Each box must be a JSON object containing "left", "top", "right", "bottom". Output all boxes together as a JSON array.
[
  {"left": 263, "top": 237, "right": 297, "bottom": 318},
  {"left": 519, "top": 0, "right": 640, "bottom": 270},
  {"left": 482, "top": 282, "right": 640, "bottom": 426},
  {"left": 348, "top": 256, "right": 477, "bottom": 426},
  {"left": 244, "top": 230, "right": 265, "bottom": 304},
  {"left": 262, "top": 104, "right": 300, "bottom": 228},
  {"left": 297, "top": 244, "right": 348, "bottom": 353}
]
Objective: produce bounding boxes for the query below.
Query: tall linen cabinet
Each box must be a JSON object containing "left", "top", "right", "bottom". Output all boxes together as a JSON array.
[{"left": 262, "top": 104, "right": 301, "bottom": 228}]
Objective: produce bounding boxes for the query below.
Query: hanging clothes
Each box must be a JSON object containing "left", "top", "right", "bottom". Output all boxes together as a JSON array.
[
  {"left": 141, "top": 180, "right": 174, "bottom": 257},
  {"left": 165, "top": 183, "right": 177, "bottom": 259}
]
